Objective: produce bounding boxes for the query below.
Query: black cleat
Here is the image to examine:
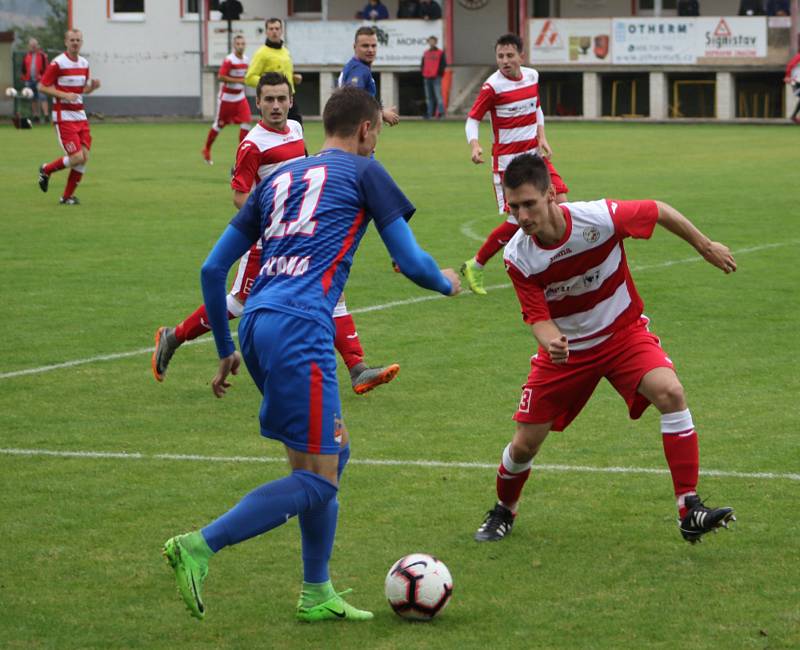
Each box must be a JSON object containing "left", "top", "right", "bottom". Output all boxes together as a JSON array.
[
  {"left": 38, "top": 165, "right": 49, "bottom": 192},
  {"left": 679, "top": 494, "right": 735, "bottom": 544},
  {"left": 151, "top": 326, "right": 180, "bottom": 382},
  {"left": 59, "top": 196, "right": 80, "bottom": 205},
  {"left": 474, "top": 503, "right": 515, "bottom": 542}
]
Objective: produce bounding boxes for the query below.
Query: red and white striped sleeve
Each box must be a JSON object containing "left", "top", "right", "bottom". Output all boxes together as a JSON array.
[
  {"left": 231, "top": 140, "right": 260, "bottom": 193},
  {"left": 606, "top": 199, "right": 659, "bottom": 240},
  {"left": 468, "top": 83, "right": 495, "bottom": 121},
  {"left": 507, "top": 261, "right": 550, "bottom": 325},
  {"left": 40, "top": 60, "right": 60, "bottom": 87},
  {"left": 218, "top": 58, "right": 232, "bottom": 79}
]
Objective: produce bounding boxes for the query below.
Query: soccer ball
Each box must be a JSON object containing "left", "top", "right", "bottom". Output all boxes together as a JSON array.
[
  {"left": 21, "top": 86, "right": 34, "bottom": 99},
  {"left": 5, "top": 87, "right": 18, "bottom": 98},
  {"left": 384, "top": 553, "right": 453, "bottom": 621}
]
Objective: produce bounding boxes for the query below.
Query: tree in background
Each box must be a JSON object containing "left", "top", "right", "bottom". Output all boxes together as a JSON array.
[{"left": 11, "top": 0, "right": 67, "bottom": 53}]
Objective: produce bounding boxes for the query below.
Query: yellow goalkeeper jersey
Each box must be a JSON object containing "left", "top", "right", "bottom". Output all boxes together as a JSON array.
[{"left": 245, "top": 43, "right": 295, "bottom": 92}]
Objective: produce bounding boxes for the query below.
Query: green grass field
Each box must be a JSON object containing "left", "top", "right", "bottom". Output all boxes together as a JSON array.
[{"left": 1, "top": 120, "right": 798, "bottom": 649}]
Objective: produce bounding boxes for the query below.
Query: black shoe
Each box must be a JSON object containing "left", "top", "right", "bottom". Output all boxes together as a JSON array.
[
  {"left": 59, "top": 196, "right": 80, "bottom": 205},
  {"left": 474, "top": 503, "right": 515, "bottom": 542},
  {"left": 38, "top": 165, "right": 49, "bottom": 193},
  {"left": 679, "top": 494, "right": 735, "bottom": 544}
]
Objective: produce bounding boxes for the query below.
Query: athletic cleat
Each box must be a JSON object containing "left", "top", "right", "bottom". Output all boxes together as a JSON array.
[
  {"left": 474, "top": 503, "right": 515, "bottom": 542},
  {"left": 201, "top": 148, "right": 213, "bottom": 165},
  {"left": 351, "top": 363, "right": 400, "bottom": 395},
  {"left": 679, "top": 494, "right": 736, "bottom": 544},
  {"left": 59, "top": 196, "right": 80, "bottom": 205},
  {"left": 163, "top": 535, "right": 208, "bottom": 620},
  {"left": 38, "top": 165, "right": 49, "bottom": 193},
  {"left": 460, "top": 259, "right": 487, "bottom": 295},
  {"left": 152, "top": 326, "right": 180, "bottom": 382},
  {"left": 296, "top": 589, "right": 374, "bottom": 622}
]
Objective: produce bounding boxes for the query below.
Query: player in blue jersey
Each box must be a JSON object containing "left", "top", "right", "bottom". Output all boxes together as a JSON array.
[
  {"left": 163, "top": 86, "right": 460, "bottom": 622},
  {"left": 338, "top": 26, "right": 399, "bottom": 126}
]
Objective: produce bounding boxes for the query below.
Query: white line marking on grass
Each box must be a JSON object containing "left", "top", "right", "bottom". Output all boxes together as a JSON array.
[
  {"left": 1, "top": 240, "right": 795, "bottom": 381},
  {"left": 460, "top": 218, "right": 488, "bottom": 242},
  {"left": 2, "top": 447, "right": 798, "bottom": 482}
]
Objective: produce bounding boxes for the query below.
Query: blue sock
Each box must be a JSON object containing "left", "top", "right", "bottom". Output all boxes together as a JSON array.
[
  {"left": 201, "top": 469, "right": 337, "bottom": 553},
  {"left": 298, "top": 445, "right": 350, "bottom": 583}
]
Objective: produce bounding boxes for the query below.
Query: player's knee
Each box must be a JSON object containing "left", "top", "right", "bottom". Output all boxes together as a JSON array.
[{"left": 654, "top": 379, "right": 686, "bottom": 413}]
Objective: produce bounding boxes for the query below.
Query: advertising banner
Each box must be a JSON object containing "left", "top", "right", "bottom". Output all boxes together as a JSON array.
[
  {"left": 529, "top": 19, "right": 612, "bottom": 65},
  {"left": 697, "top": 17, "right": 766, "bottom": 59},
  {"left": 612, "top": 18, "right": 699, "bottom": 64},
  {"left": 286, "top": 20, "right": 443, "bottom": 67}
]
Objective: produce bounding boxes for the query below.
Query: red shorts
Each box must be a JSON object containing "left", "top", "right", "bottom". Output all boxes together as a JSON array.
[
  {"left": 214, "top": 98, "right": 252, "bottom": 127},
  {"left": 55, "top": 120, "right": 92, "bottom": 155},
  {"left": 229, "top": 241, "right": 262, "bottom": 299},
  {"left": 514, "top": 319, "right": 674, "bottom": 431},
  {"left": 494, "top": 157, "right": 569, "bottom": 214}
]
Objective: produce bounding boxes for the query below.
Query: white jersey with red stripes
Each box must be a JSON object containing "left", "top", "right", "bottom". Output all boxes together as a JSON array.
[
  {"left": 40, "top": 52, "right": 89, "bottom": 123},
  {"left": 504, "top": 199, "right": 659, "bottom": 352},
  {"left": 231, "top": 119, "right": 305, "bottom": 194},
  {"left": 218, "top": 52, "right": 249, "bottom": 103},
  {"left": 468, "top": 66, "right": 540, "bottom": 173}
]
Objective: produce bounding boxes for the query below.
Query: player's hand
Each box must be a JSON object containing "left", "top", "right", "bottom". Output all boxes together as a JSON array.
[
  {"left": 470, "top": 142, "right": 484, "bottom": 165},
  {"left": 293, "top": 73, "right": 303, "bottom": 85},
  {"left": 538, "top": 140, "right": 552, "bottom": 159},
  {"left": 382, "top": 107, "right": 400, "bottom": 126},
  {"left": 548, "top": 335, "right": 569, "bottom": 364},
  {"left": 211, "top": 351, "right": 241, "bottom": 398},
  {"left": 63, "top": 92, "right": 80, "bottom": 102},
  {"left": 441, "top": 268, "right": 461, "bottom": 295},
  {"left": 701, "top": 242, "right": 737, "bottom": 274},
  {"left": 90, "top": 79, "right": 101, "bottom": 90}
]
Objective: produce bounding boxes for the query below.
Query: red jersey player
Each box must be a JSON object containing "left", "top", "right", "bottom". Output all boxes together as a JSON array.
[
  {"left": 473, "top": 153, "right": 736, "bottom": 545},
  {"left": 37, "top": 28, "right": 101, "bottom": 205},
  {"left": 202, "top": 35, "right": 252, "bottom": 165},
  {"left": 153, "top": 72, "right": 400, "bottom": 395},
  {"left": 460, "top": 33, "right": 568, "bottom": 296}
]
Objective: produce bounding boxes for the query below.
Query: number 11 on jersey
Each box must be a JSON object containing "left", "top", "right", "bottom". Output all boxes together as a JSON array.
[{"left": 264, "top": 166, "right": 327, "bottom": 240}]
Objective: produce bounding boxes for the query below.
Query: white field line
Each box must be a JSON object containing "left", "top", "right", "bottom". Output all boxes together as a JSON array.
[
  {"left": 0, "top": 240, "right": 794, "bottom": 381},
  {"left": 1, "top": 447, "right": 798, "bottom": 481}
]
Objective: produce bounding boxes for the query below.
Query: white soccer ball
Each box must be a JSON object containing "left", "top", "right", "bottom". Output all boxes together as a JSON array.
[
  {"left": 5, "top": 87, "right": 18, "bottom": 98},
  {"left": 385, "top": 553, "right": 453, "bottom": 621},
  {"left": 21, "top": 86, "right": 34, "bottom": 99}
]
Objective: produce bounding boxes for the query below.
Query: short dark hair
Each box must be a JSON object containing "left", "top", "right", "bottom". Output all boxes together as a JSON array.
[
  {"left": 496, "top": 33, "right": 523, "bottom": 52},
  {"left": 354, "top": 26, "right": 377, "bottom": 41},
  {"left": 503, "top": 154, "right": 551, "bottom": 194},
  {"left": 323, "top": 86, "right": 381, "bottom": 137},
  {"left": 266, "top": 17, "right": 282, "bottom": 27},
  {"left": 257, "top": 72, "right": 291, "bottom": 99}
]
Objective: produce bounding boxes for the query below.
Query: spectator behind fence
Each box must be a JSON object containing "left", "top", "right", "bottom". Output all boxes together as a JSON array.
[
  {"left": 21, "top": 37, "right": 49, "bottom": 123},
  {"left": 421, "top": 36, "right": 446, "bottom": 119},
  {"left": 358, "top": 0, "right": 389, "bottom": 20},
  {"left": 677, "top": 0, "right": 700, "bottom": 16},
  {"left": 419, "top": 0, "right": 442, "bottom": 20},
  {"left": 766, "top": 0, "right": 789, "bottom": 15},
  {"left": 738, "top": 0, "right": 765, "bottom": 15},
  {"left": 219, "top": 0, "right": 243, "bottom": 20},
  {"left": 397, "top": 0, "right": 421, "bottom": 18}
]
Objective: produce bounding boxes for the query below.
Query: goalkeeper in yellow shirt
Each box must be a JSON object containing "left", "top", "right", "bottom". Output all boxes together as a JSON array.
[{"left": 246, "top": 17, "right": 304, "bottom": 123}]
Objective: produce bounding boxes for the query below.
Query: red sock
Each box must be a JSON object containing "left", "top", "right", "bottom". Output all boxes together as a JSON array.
[
  {"left": 174, "top": 303, "right": 237, "bottom": 343},
  {"left": 334, "top": 314, "right": 364, "bottom": 370},
  {"left": 43, "top": 156, "right": 67, "bottom": 175},
  {"left": 661, "top": 410, "right": 699, "bottom": 517},
  {"left": 204, "top": 128, "right": 219, "bottom": 151},
  {"left": 62, "top": 169, "right": 83, "bottom": 199},
  {"left": 475, "top": 221, "right": 520, "bottom": 266},
  {"left": 495, "top": 444, "right": 532, "bottom": 510},
  {"left": 238, "top": 127, "right": 248, "bottom": 142}
]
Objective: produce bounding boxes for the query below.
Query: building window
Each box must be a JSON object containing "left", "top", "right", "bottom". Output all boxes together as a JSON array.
[
  {"left": 292, "top": 0, "right": 322, "bottom": 15},
  {"left": 638, "top": 0, "right": 678, "bottom": 10},
  {"left": 110, "top": 0, "right": 145, "bottom": 21}
]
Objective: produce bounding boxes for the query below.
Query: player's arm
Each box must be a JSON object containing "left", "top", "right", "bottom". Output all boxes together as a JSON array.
[
  {"left": 655, "top": 201, "right": 736, "bottom": 274},
  {"left": 230, "top": 141, "right": 259, "bottom": 208},
  {"left": 465, "top": 117, "right": 483, "bottom": 164},
  {"left": 82, "top": 78, "right": 100, "bottom": 94},
  {"left": 535, "top": 107, "right": 552, "bottom": 159},
  {"left": 38, "top": 64, "right": 78, "bottom": 101},
  {"left": 466, "top": 84, "right": 493, "bottom": 164},
  {"left": 531, "top": 320, "right": 568, "bottom": 364},
  {"left": 379, "top": 219, "right": 459, "bottom": 295},
  {"left": 233, "top": 191, "right": 250, "bottom": 209}
]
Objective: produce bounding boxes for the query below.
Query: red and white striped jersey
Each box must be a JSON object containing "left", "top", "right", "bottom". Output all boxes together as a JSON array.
[
  {"left": 40, "top": 52, "right": 89, "bottom": 123},
  {"left": 218, "top": 52, "right": 249, "bottom": 103},
  {"left": 468, "top": 66, "right": 540, "bottom": 173},
  {"left": 504, "top": 199, "right": 659, "bottom": 352},
  {"left": 231, "top": 119, "right": 305, "bottom": 193}
]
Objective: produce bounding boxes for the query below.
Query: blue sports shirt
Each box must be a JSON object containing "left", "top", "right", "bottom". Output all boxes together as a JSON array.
[{"left": 338, "top": 56, "right": 376, "bottom": 97}]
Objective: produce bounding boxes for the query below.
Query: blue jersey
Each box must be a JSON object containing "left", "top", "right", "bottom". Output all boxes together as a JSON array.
[
  {"left": 230, "top": 148, "right": 414, "bottom": 332},
  {"left": 338, "top": 56, "right": 376, "bottom": 97}
]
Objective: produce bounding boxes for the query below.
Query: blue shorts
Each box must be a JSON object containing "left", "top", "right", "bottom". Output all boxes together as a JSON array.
[{"left": 238, "top": 308, "right": 343, "bottom": 455}]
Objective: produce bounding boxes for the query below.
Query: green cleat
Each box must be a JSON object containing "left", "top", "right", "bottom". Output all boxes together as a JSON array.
[
  {"left": 460, "top": 259, "right": 487, "bottom": 295},
  {"left": 163, "top": 535, "right": 209, "bottom": 620},
  {"left": 296, "top": 589, "right": 374, "bottom": 622}
]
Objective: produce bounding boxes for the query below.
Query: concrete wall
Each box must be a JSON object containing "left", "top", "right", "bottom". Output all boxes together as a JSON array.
[
  {"left": 452, "top": 2, "right": 509, "bottom": 65},
  {"left": 556, "top": 0, "right": 738, "bottom": 17}
]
